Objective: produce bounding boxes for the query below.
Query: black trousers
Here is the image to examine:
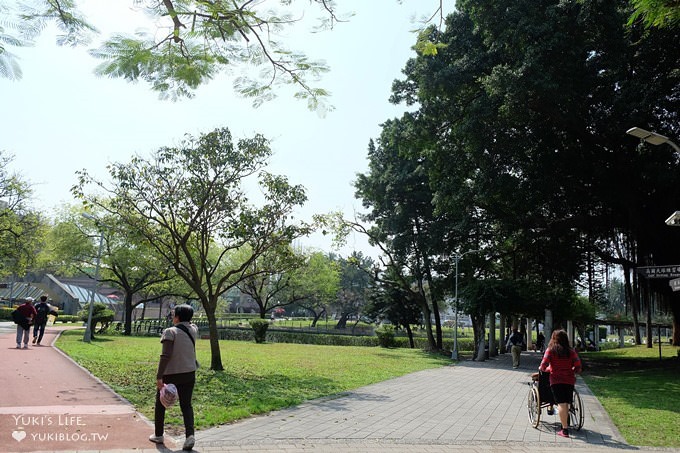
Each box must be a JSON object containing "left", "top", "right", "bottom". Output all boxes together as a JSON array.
[
  {"left": 33, "top": 321, "right": 47, "bottom": 343},
  {"left": 154, "top": 371, "right": 195, "bottom": 437}
]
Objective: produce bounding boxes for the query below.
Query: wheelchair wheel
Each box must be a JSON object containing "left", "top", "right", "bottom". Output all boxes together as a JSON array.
[
  {"left": 569, "top": 388, "right": 584, "bottom": 431},
  {"left": 527, "top": 385, "right": 541, "bottom": 428}
]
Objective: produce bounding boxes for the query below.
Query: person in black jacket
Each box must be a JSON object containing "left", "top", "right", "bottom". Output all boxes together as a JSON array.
[{"left": 32, "top": 295, "right": 51, "bottom": 345}]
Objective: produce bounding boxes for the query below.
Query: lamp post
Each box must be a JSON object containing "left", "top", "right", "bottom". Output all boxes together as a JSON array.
[
  {"left": 626, "top": 127, "right": 680, "bottom": 152},
  {"left": 626, "top": 127, "right": 680, "bottom": 226},
  {"left": 452, "top": 249, "right": 480, "bottom": 360},
  {"left": 81, "top": 213, "right": 106, "bottom": 343}
]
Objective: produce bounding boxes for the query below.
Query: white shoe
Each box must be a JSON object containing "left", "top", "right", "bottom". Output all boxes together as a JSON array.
[
  {"left": 183, "top": 435, "right": 195, "bottom": 450},
  {"left": 148, "top": 434, "right": 164, "bottom": 444},
  {"left": 16, "top": 344, "right": 21, "bottom": 349},
  {"left": 22, "top": 344, "right": 29, "bottom": 349}
]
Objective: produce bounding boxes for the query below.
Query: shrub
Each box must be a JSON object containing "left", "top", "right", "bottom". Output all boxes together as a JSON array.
[
  {"left": 55, "top": 315, "right": 80, "bottom": 323},
  {"left": 375, "top": 324, "right": 396, "bottom": 348},
  {"left": 249, "top": 319, "right": 270, "bottom": 343}
]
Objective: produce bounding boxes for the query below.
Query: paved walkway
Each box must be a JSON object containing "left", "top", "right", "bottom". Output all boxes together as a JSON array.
[{"left": 1, "top": 322, "right": 677, "bottom": 453}]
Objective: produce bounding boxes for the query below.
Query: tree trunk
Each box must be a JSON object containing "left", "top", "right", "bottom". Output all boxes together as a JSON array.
[
  {"left": 405, "top": 323, "right": 415, "bottom": 348},
  {"left": 670, "top": 300, "right": 680, "bottom": 346},
  {"left": 335, "top": 313, "right": 349, "bottom": 329},
  {"left": 645, "top": 280, "right": 653, "bottom": 348},
  {"left": 623, "top": 265, "right": 641, "bottom": 344},
  {"left": 471, "top": 312, "right": 486, "bottom": 361},
  {"left": 310, "top": 308, "right": 325, "bottom": 327},
  {"left": 124, "top": 294, "right": 134, "bottom": 335},
  {"left": 205, "top": 298, "right": 224, "bottom": 371},
  {"left": 499, "top": 315, "right": 506, "bottom": 354},
  {"left": 417, "top": 295, "right": 437, "bottom": 351}
]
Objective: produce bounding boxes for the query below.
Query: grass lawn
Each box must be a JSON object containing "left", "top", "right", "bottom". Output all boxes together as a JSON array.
[
  {"left": 56, "top": 331, "right": 450, "bottom": 434},
  {"left": 581, "top": 344, "right": 680, "bottom": 448}
]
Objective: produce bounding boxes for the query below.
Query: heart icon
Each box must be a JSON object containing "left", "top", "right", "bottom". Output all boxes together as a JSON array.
[{"left": 12, "top": 430, "right": 27, "bottom": 442}]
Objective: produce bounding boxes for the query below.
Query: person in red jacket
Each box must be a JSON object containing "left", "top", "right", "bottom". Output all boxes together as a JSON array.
[
  {"left": 15, "top": 297, "right": 37, "bottom": 349},
  {"left": 538, "top": 329, "right": 582, "bottom": 438}
]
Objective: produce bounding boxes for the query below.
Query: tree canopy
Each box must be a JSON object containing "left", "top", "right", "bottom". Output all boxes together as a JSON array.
[{"left": 73, "top": 126, "right": 313, "bottom": 369}]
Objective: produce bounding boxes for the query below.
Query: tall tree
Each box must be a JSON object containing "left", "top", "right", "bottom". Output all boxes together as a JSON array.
[
  {"left": 390, "top": 0, "right": 680, "bottom": 340},
  {"left": 0, "top": 151, "right": 43, "bottom": 280},
  {"left": 73, "top": 127, "right": 312, "bottom": 370},
  {"left": 354, "top": 117, "right": 450, "bottom": 349}
]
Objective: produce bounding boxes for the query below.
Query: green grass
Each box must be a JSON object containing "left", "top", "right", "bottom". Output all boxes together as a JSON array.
[
  {"left": 581, "top": 344, "right": 680, "bottom": 447},
  {"left": 56, "top": 330, "right": 450, "bottom": 433}
]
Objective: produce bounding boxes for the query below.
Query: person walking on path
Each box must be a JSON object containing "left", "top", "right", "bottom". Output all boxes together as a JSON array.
[
  {"left": 14, "top": 297, "right": 37, "bottom": 349},
  {"left": 32, "top": 295, "right": 50, "bottom": 345},
  {"left": 149, "top": 304, "right": 199, "bottom": 451},
  {"left": 506, "top": 326, "right": 525, "bottom": 368},
  {"left": 539, "top": 329, "right": 582, "bottom": 438}
]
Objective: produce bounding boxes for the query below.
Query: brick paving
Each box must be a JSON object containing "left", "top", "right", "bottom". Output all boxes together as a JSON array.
[{"left": 1, "top": 322, "right": 677, "bottom": 453}]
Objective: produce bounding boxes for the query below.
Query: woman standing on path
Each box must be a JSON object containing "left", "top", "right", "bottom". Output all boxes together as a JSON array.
[
  {"left": 149, "top": 304, "right": 199, "bottom": 451},
  {"left": 538, "top": 329, "right": 582, "bottom": 438}
]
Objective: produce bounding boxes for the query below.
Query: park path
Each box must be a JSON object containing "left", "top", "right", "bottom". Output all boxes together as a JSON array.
[
  {"left": 1, "top": 322, "right": 677, "bottom": 453},
  {"left": 0, "top": 323, "right": 155, "bottom": 452}
]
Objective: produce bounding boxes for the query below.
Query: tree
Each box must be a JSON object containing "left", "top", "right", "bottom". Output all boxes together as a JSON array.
[
  {"left": 78, "top": 302, "right": 115, "bottom": 338},
  {"left": 333, "top": 252, "right": 374, "bottom": 330},
  {"left": 236, "top": 243, "right": 306, "bottom": 319},
  {"left": 355, "top": 117, "right": 450, "bottom": 349},
  {"left": 628, "top": 0, "right": 680, "bottom": 28},
  {"left": 286, "top": 251, "right": 340, "bottom": 326},
  {"left": 389, "top": 0, "right": 680, "bottom": 342},
  {"left": 364, "top": 272, "right": 422, "bottom": 348},
  {"left": 1, "top": 0, "right": 342, "bottom": 108},
  {"left": 73, "top": 127, "right": 311, "bottom": 370},
  {"left": 1, "top": 2, "right": 453, "bottom": 108},
  {"left": 79, "top": 212, "right": 187, "bottom": 335},
  {"left": 0, "top": 151, "right": 44, "bottom": 280},
  {"left": 39, "top": 207, "right": 186, "bottom": 335}
]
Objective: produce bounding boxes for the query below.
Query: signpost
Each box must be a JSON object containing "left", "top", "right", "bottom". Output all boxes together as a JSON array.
[{"left": 636, "top": 265, "right": 680, "bottom": 279}]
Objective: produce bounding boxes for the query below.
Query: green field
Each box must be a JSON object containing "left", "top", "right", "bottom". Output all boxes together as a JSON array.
[
  {"left": 581, "top": 345, "right": 680, "bottom": 447},
  {"left": 56, "top": 330, "right": 450, "bottom": 434}
]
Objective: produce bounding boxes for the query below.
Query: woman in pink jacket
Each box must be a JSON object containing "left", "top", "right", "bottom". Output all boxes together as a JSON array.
[{"left": 538, "top": 329, "right": 582, "bottom": 438}]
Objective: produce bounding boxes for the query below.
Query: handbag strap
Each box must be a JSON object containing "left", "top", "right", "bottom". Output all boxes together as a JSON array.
[{"left": 175, "top": 323, "right": 195, "bottom": 348}]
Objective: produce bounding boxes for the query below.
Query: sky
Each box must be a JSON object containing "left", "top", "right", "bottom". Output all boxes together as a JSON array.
[{"left": 0, "top": 0, "right": 442, "bottom": 258}]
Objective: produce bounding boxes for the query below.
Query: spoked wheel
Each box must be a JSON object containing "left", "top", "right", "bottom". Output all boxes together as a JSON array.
[
  {"left": 569, "top": 388, "right": 584, "bottom": 431},
  {"left": 527, "top": 385, "right": 541, "bottom": 428}
]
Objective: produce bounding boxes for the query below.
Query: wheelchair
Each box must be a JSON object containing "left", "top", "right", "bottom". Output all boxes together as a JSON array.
[{"left": 527, "top": 371, "right": 584, "bottom": 430}]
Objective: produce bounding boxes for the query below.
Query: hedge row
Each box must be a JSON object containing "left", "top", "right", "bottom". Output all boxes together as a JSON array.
[{"left": 0, "top": 307, "right": 80, "bottom": 324}]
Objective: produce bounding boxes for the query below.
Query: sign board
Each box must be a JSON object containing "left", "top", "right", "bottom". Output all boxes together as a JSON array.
[
  {"left": 670, "top": 278, "right": 680, "bottom": 292},
  {"left": 636, "top": 265, "right": 680, "bottom": 279}
]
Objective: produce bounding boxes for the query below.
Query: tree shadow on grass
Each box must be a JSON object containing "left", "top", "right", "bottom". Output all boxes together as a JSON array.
[{"left": 582, "top": 356, "right": 680, "bottom": 415}]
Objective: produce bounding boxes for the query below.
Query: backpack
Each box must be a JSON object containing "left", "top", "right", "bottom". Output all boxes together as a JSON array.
[
  {"left": 35, "top": 303, "right": 50, "bottom": 323},
  {"left": 11, "top": 309, "right": 23, "bottom": 324},
  {"left": 11, "top": 309, "right": 29, "bottom": 329}
]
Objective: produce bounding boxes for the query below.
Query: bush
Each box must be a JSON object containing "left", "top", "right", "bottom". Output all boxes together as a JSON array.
[
  {"left": 375, "top": 324, "right": 396, "bottom": 348},
  {"left": 0, "top": 307, "right": 14, "bottom": 321},
  {"left": 249, "top": 319, "right": 270, "bottom": 343},
  {"left": 78, "top": 303, "right": 115, "bottom": 333}
]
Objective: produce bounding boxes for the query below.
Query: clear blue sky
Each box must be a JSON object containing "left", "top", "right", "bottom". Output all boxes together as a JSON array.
[{"left": 0, "top": 0, "right": 442, "bottom": 257}]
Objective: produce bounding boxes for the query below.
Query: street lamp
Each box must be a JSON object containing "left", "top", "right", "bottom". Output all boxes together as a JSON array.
[
  {"left": 627, "top": 127, "right": 680, "bottom": 226},
  {"left": 81, "top": 213, "right": 106, "bottom": 343},
  {"left": 665, "top": 211, "right": 680, "bottom": 227},
  {"left": 626, "top": 127, "right": 680, "bottom": 152},
  {"left": 452, "top": 249, "right": 480, "bottom": 360}
]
